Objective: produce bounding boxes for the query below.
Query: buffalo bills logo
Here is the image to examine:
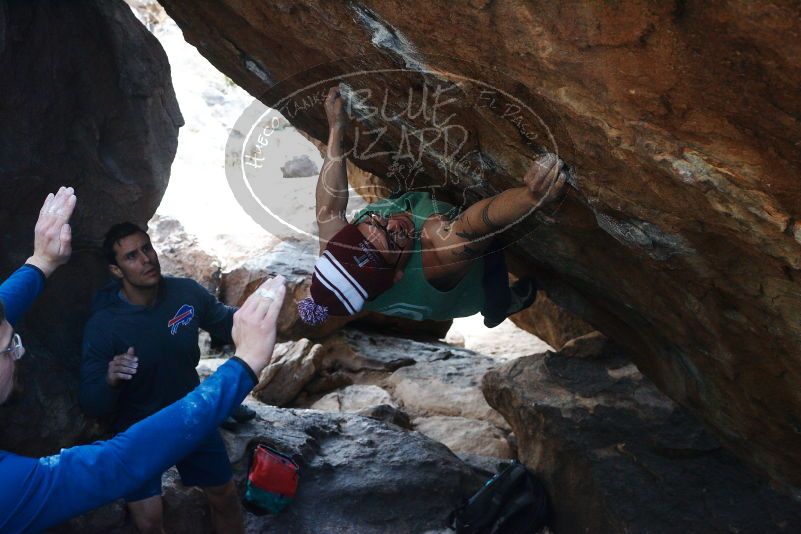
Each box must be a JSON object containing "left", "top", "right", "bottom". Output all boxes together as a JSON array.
[{"left": 168, "top": 304, "right": 195, "bottom": 335}]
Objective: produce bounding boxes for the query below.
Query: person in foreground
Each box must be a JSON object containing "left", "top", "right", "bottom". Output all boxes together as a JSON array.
[
  {"left": 299, "top": 86, "right": 569, "bottom": 327},
  {"left": 0, "top": 186, "right": 287, "bottom": 534},
  {"left": 80, "top": 222, "right": 252, "bottom": 534}
]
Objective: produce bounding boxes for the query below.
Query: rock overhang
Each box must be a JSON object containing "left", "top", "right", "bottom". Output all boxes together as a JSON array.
[{"left": 156, "top": 0, "right": 801, "bottom": 492}]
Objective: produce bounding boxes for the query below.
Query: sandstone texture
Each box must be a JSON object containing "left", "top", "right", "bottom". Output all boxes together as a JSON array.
[
  {"left": 56, "top": 401, "right": 483, "bottom": 533},
  {"left": 310, "top": 384, "right": 395, "bottom": 412},
  {"left": 0, "top": 0, "right": 180, "bottom": 455},
  {"left": 413, "top": 416, "right": 513, "bottom": 459},
  {"left": 149, "top": 214, "right": 221, "bottom": 294},
  {"left": 253, "top": 338, "right": 324, "bottom": 406},
  {"left": 248, "top": 328, "right": 517, "bottom": 460},
  {"left": 157, "top": 0, "right": 801, "bottom": 489},
  {"left": 314, "top": 330, "right": 517, "bottom": 457},
  {"left": 483, "top": 348, "right": 801, "bottom": 533},
  {"left": 509, "top": 291, "right": 596, "bottom": 350},
  {"left": 386, "top": 344, "right": 510, "bottom": 430}
]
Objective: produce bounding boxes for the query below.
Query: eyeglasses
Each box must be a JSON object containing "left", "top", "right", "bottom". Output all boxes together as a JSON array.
[
  {"left": 360, "top": 212, "right": 412, "bottom": 253},
  {"left": 1, "top": 333, "right": 24, "bottom": 361}
]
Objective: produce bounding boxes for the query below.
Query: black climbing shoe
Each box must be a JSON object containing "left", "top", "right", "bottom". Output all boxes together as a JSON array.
[
  {"left": 483, "top": 278, "right": 537, "bottom": 328},
  {"left": 232, "top": 403, "right": 257, "bottom": 423}
]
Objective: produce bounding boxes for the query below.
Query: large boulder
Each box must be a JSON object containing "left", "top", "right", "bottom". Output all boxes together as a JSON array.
[
  {"left": 57, "top": 401, "right": 484, "bottom": 533},
  {"left": 483, "top": 348, "right": 801, "bottom": 533},
  {"left": 386, "top": 341, "right": 509, "bottom": 430},
  {"left": 0, "top": 0, "right": 180, "bottom": 455},
  {"left": 157, "top": 1, "right": 801, "bottom": 490},
  {"left": 253, "top": 329, "right": 517, "bottom": 459}
]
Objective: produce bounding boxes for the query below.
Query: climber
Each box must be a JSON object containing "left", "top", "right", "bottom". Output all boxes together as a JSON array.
[
  {"left": 298, "top": 86, "right": 569, "bottom": 327},
  {"left": 0, "top": 186, "right": 287, "bottom": 533},
  {"left": 79, "top": 222, "right": 253, "bottom": 534}
]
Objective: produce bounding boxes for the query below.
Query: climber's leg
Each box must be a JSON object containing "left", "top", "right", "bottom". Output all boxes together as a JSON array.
[
  {"left": 481, "top": 241, "right": 511, "bottom": 327},
  {"left": 481, "top": 241, "right": 538, "bottom": 328}
]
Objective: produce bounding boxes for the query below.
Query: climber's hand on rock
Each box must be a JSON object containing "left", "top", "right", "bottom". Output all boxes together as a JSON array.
[
  {"left": 107, "top": 347, "right": 137, "bottom": 387},
  {"left": 27, "top": 186, "right": 77, "bottom": 277},
  {"left": 324, "top": 86, "right": 348, "bottom": 130},
  {"left": 524, "top": 154, "right": 568, "bottom": 209},
  {"left": 232, "top": 275, "right": 286, "bottom": 377}
]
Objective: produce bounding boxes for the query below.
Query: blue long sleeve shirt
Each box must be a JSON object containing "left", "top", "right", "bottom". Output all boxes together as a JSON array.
[
  {"left": 0, "top": 265, "right": 258, "bottom": 533},
  {"left": 0, "top": 264, "right": 46, "bottom": 326},
  {"left": 0, "top": 357, "right": 257, "bottom": 533}
]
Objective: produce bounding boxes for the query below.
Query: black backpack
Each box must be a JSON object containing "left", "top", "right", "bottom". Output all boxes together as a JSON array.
[{"left": 449, "top": 461, "right": 550, "bottom": 534}]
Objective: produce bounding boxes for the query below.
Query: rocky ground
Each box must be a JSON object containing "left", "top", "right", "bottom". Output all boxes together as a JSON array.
[
  {"left": 54, "top": 220, "right": 801, "bottom": 533},
  {"left": 52, "top": 217, "right": 545, "bottom": 533}
]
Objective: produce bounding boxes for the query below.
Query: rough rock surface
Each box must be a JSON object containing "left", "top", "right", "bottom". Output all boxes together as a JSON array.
[
  {"left": 483, "top": 348, "right": 801, "bottom": 533},
  {"left": 509, "top": 291, "right": 596, "bottom": 350},
  {"left": 252, "top": 331, "right": 418, "bottom": 407},
  {"left": 356, "top": 403, "right": 412, "bottom": 430},
  {"left": 252, "top": 338, "right": 324, "bottom": 406},
  {"left": 0, "top": 0, "right": 180, "bottom": 455},
  {"left": 310, "top": 384, "right": 395, "bottom": 412},
  {"left": 413, "top": 416, "right": 513, "bottom": 459},
  {"left": 56, "top": 401, "right": 483, "bottom": 533},
  {"left": 386, "top": 342, "right": 509, "bottom": 430},
  {"left": 338, "top": 329, "right": 517, "bottom": 457},
  {"left": 148, "top": 214, "right": 221, "bottom": 294},
  {"left": 157, "top": 0, "right": 801, "bottom": 489},
  {"left": 255, "top": 329, "right": 516, "bottom": 459}
]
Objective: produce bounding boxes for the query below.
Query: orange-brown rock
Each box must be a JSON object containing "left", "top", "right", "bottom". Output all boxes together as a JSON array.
[
  {"left": 509, "top": 291, "right": 596, "bottom": 349},
  {"left": 158, "top": 1, "right": 801, "bottom": 491}
]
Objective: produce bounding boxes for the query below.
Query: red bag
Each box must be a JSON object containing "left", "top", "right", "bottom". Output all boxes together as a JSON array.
[{"left": 244, "top": 445, "right": 299, "bottom": 514}]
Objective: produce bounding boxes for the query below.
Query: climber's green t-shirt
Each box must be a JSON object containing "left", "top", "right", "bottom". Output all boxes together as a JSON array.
[{"left": 354, "top": 192, "right": 485, "bottom": 321}]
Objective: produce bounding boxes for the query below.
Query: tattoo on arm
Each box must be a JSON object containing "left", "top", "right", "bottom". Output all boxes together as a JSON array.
[
  {"left": 454, "top": 197, "right": 503, "bottom": 241},
  {"left": 455, "top": 227, "right": 482, "bottom": 240},
  {"left": 480, "top": 198, "right": 499, "bottom": 229},
  {"left": 452, "top": 244, "right": 482, "bottom": 260}
]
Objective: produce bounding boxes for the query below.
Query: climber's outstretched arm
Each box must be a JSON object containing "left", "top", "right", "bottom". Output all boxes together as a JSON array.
[
  {"left": 0, "top": 277, "right": 286, "bottom": 534},
  {"left": 429, "top": 154, "right": 567, "bottom": 272},
  {"left": 316, "top": 86, "right": 349, "bottom": 253}
]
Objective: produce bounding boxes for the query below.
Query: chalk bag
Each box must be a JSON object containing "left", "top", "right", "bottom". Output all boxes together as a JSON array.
[{"left": 244, "top": 444, "right": 299, "bottom": 515}]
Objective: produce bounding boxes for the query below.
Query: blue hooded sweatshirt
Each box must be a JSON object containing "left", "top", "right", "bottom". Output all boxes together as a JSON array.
[
  {"left": 79, "top": 277, "right": 235, "bottom": 432},
  {"left": 0, "top": 266, "right": 258, "bottom": 533}
]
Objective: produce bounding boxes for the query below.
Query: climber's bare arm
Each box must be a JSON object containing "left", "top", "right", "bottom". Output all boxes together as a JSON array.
[
  {"left": 316, "top": 86, "right": 349, "bottom": 253},
  {"left": 427, "top": 155, "right": 567, "bottom": 276}
]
